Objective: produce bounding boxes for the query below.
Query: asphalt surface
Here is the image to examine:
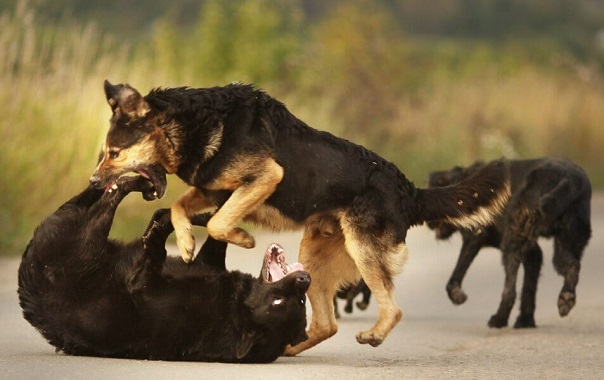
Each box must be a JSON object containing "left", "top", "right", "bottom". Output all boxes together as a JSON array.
[{"left": 1, "top": 195, "right": 603, "bottom": 379}]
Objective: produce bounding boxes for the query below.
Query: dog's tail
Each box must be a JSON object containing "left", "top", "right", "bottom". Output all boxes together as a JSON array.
[{"left": 416, "top": 160, "right": 510, "bottom": 229}]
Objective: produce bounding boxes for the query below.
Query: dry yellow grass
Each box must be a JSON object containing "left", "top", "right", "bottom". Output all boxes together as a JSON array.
[{"left": 2, "top": 1, "right": 603, "bottom": 254}]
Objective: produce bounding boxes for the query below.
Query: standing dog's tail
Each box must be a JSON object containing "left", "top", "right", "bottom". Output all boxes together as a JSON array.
[{"left": 416, "top": 160, "right": 510, "bottom": 229}]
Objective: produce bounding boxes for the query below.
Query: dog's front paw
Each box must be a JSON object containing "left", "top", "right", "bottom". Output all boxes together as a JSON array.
[
  {"left": 488, "top": 314, "right": 508, "bottom": 328},
  {"left": 141, "top": 181, "right": 160, "bottom": 201},
  {"left": 175, "top": 229, "right": 196, "bottom": 263},
  {"left": 356, "top": 330, "right": 384, "bottom": 347},
  {"left": 558, "top": 291, "right": 576, "bottom": 317},
  {"left": 447, "top": 283, "right": 468, "bottom": 305}
]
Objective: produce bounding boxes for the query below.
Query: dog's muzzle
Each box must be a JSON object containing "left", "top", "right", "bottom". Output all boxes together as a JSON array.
[{"left": 89, "top": 174, "right": 102, "bottom": 188}]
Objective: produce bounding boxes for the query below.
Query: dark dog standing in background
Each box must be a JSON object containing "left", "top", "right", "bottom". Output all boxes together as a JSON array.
[
  {"left": 334, "top": 280, "right": 372, "bottom": 319},
  {"left": 18, "top": 176, "right": 309, "bottom": 363},
  {"left": 428, "top": 158, "right": 591, "bottom": 328},
  {"left": 89, "top": 81, "right": 511, "bottom": 353}
]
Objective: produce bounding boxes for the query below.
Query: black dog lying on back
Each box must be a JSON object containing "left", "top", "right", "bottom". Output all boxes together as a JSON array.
[
  {"left": 18, "top": 176, "right": 309, "bottom": 363},
  {"left": 428, "top": 158, "right": 591, "bottom": 328}
]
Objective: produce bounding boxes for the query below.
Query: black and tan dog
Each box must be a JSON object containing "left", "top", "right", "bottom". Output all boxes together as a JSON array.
[
  {"left": 18, "top": 175, "right": 309, "bottom": 363},
  {"left": 89, "top": 81, "right": 511, "bottom": 354},
  {"left": 428, "top": 158, "right": 591, "bottom": 328}
]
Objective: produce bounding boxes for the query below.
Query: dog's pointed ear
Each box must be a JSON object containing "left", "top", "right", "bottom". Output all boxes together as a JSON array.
[
  {"left": 104, "top": 79, "right": 150, "bottom": 119},
  {"left": 235, "top": 331, "right": 256, "bottom": 359}
]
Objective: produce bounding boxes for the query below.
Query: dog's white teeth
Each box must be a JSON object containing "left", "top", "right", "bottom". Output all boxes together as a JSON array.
[{"left": 111, "top": 184, "right": 118, "bottom": 190}]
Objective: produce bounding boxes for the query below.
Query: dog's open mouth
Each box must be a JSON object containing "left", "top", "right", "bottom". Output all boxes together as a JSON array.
[
  {"left": 262, "top": 243, "right": 304, "bottom": 283},
  {"left": 135, "top": 164, "right": 167, "bottom": 199},
  {"left": 104, "top": 164, "right": 167, "bottom": 199}
]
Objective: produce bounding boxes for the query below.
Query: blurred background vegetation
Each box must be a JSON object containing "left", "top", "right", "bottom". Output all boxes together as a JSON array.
[{"left": 1, "top": 0, "right": 604, "bottom": 255}]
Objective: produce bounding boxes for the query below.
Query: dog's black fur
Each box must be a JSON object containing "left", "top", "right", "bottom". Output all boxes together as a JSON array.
[
  {"left": 18, "top": 176, "right": 309, "bottom": 363},
  {"left": 334, "top": 280, "right": 372, "bottom": 319},
  {"left": 428, "top": 158, "right": 592, "bottom": 328}
]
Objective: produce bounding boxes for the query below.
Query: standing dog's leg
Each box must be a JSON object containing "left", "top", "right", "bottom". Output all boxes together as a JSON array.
[
  {"left": 284, "top": 220, "right": 358, "bottom": 356},
  {"left": 553, "top": 227, "right": 589, "bottom": 317},
  {"left": 340, "top": 218, "right": 408, "bottom": 346},
  {"left": 348, "top": 241, "right": 407, "bottom": 346},
  {"left": 514, "top": 244, "right": 543, "bottom": 328},
  {"left": 171, "top": 188, "right": 216, "bottom": 262},
  {"left": 446, "top": 236, "right": 484, "bottom": 305},
  {"left": 205, "top": 158, "right": 283, "bottom": 249},
  {"left": 488, "top": 233, "right": 534, "bottom": 328},
  {"left": 172, "top": 158, "right": 283, "bottom": 261}
]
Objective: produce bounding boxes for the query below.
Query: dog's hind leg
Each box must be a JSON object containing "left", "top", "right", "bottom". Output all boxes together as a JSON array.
[
  {"left": 553, "top": 215, "right": 591, "bottom": 317},
  {"left": 488, "top": 231, "right": 536, "bottom": 328},
  {"left": 284, "top": 219, "right": 358, "bottom": 356},
  {"left": 128, "top": 209, "right": 176, "bottom": 294},
  {"left": 514, "top": 244, "right": 543, "bottom": 328},
  {"left": 350, "top": 245, "right": 406, "bottom": 346},
  {"left": 188, "top": 212, "right": 228, "bottom": 271},
  {"left": 340, "top": 219, "right": 407, "bottom": 346},
  {"left": 192, "top": 235, "right": 228, "bottom": 272}
]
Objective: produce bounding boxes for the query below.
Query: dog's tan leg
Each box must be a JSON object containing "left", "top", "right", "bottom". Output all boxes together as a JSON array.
[
  {"left": 206, "top": 158, "right": 283, "bottom": 248},
  {"left": 284, "top": 219, "right": 359, "bottom": 356},
  {"left": 341, "top": 221, "right": 408, "bottom": 347},
  {"left": 171, "top": 188, "right": 215, "bottom": 262}
]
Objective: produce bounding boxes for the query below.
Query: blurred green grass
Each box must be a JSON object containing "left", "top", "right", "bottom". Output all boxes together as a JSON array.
[{"left": 1, "top": 0, "right": 603, "bottom": 255}]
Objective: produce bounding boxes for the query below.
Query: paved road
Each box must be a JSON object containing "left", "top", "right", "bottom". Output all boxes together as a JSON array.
[{"left": 1, "top": 196, "right": 603, "bottom": 379}]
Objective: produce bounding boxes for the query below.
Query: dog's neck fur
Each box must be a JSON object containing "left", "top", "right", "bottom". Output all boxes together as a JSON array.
[{"left": 146, "top": 84, "right": 264, "bottom": 184}]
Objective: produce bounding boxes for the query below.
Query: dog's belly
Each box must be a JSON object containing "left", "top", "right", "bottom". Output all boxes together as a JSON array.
[{"left": 245, "top": 204, "right": 304, "bottom": 232}]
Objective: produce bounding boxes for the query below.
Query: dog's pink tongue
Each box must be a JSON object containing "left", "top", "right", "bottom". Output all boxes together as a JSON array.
[
  {"left": 137, "top": 170, "right": 150, "bottom": 179},
  {"left": 269, "top": 262, "right": 286, "bottom": 282},
  {"left": 288, "top": 263, "right": 304, "bottom": 272},
  {"left": 265, "top": 243, "right": 304, "bottom": 282}
]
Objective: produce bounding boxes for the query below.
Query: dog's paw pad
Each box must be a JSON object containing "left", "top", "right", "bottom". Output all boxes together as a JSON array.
[
  {"left": 558, "top": 291, "right": 576, "bottom": 317},
  {"left": 356, "top": 331, "right": 384, "bottom": 347}
]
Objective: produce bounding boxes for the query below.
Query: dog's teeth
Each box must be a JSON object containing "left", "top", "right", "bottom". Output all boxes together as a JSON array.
[{"left": 111, "top": 184, "right": 118, "bottom": 190}]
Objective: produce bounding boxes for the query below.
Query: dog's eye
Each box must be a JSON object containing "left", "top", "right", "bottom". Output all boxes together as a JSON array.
[
  {"left": 108, "top": 150, "right": 120, "bottom": 159},
  {"left": 272, "top": 297, "right": 285, "bottom": 306}
]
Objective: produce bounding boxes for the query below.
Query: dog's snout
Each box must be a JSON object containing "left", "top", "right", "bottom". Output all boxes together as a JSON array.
[
  {"left": 295, "top": 272, "right": 311, "bottom": 292},
  {"left": 89, "top": 174, "right": 102, "bottom": 188}
]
